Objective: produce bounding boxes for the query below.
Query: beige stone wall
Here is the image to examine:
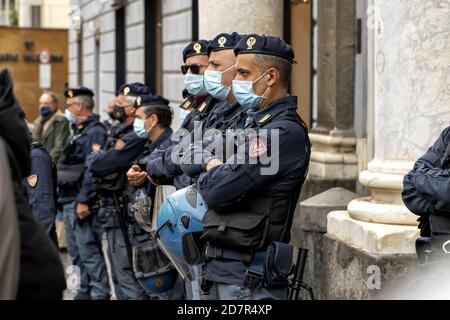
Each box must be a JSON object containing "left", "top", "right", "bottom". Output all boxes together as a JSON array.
[{"left": 198, "top": 0, "right": 284, "bottom": 40}]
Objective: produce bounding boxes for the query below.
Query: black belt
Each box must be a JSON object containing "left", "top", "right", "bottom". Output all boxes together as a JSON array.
[{"left": 204, "top": 245, "right": 254, "bottom": 265}]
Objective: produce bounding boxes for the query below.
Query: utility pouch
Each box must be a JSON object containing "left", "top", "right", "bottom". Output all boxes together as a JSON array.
[
  {"left": 201, "top": 209, "right": 269, "bottom": 251},
  {"left": 56, "top": 162, "right": 85, "bottom": 186},
  {"left": 264, "top": 242, "right": 294, "bottom": 287}
]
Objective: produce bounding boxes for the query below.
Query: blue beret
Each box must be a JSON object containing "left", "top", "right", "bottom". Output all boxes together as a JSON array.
[
  {"left": 118, "top": 82, "right": 150, "bottom": 97},
  {"left": 138, "top": 94, "right": 170, "bottom": 107},
  {"left": 64, "top": 86, "right": 94, "bottom": 98},
  {"left": 207, "top": 32, "right": 243, "bottom": 54},
  {"left": 234, "top": 34, "right": 296, "bottom": 64},
  {"left": 183, "top": 40, "right": 210, "bottom": 63}
]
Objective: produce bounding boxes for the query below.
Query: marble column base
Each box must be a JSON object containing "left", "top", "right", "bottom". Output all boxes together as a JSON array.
[
  {"left": 327, "top": 211, "right": 419, "bottom": 255},
  {"left": 308, "top": 133, "right": 358, "bottom": 180}
]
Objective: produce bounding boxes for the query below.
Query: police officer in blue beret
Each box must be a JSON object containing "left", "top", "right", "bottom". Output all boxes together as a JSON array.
[
  {"left": 112, "top": 83, "right": 150, "bottom": 140},
  {"left": 201, "top": 32, "right": 249, "bottom": 131},
  {"left": 88, "top": 94, "right": 172, "bottom": 300},
  {"left": 125, "top": 97, "right": 187, "bottom": 299},
  {"left": 180, "top": 39, "right": 216, "bottom": 132},
  {"left": 58, "top": 86, "right": 110, "bottom": 300},
  {"left": 191, "top": 34, "right": 311, "bottom": 300},
  {"left": 22, "top": 137, "right": 58, "bottom": 246},
  {"left": 146, "top": 40, "right": 218, "bottom": 191},
  {"left": 86, "top": 84, "right": 151, "bottom": 300}
]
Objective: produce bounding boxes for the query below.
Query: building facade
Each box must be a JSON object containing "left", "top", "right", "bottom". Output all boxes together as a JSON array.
[
  {"left": 0, "top": 0, "right": 70, "bottom": 28},
  {"left": 68, "top": 0, "right": 450, "bottom": 299}
]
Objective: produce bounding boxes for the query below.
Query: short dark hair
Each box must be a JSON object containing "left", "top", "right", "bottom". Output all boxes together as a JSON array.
[
  {"left": 254, "top": 54, "right": 292, "bottom": 87},
  {"left": 76, "top": 95, "right": 95, "bottom": 111},
  {"left": 143, "top": 104, "right": 173, "bottom": 129}
]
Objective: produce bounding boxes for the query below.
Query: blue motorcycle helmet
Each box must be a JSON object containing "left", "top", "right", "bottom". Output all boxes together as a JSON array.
[
  {"left": 132, "top": 236, "right": 178, "bottom": 295},
  {"left": 155, "top": 185, "right": 208, "bottom": 281}
]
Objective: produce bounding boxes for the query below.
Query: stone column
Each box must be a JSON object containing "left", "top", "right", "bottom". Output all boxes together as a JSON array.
[
  {"left": 198, "top": 0, "right": 284, "bottom": 40},
  {"left": 325, "top": 0, "right": 450, "bottom": 299},
  {"left": 302, "top": 0, "right": 358, "bottom": 200}
]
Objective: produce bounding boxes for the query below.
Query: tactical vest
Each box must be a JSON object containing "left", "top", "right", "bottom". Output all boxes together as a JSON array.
[
  {"left": 201, "top": 110, "right": 311, "bottom": 252},
  {"left": 57, "top": 120, "right": 104, "bottom": 188}
]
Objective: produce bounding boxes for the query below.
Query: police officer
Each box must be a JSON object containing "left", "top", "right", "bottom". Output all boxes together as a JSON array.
[
  {"left": 103, "top": 98, "right": 120, "bottom": 137},
  {"left": 201, "top": 32, "right": 248, "bottom": 131},
  {"left": 125, "top": 97, "right": 186, "bottom": 299},
  {"left": 110, "top": 83, "right": 150, "bottom": 143},
  {"left": 147, "top": 39, "right": 226, "bottom": 191},
  {"left": 58, "top": 87, "right": 110, "bottom": 300},
  {"left": 403, "top": 127, "right": 450, "bottom": 254},
  {"left": 87, "top": 85, "right": 152, "bottom": 300},
  {"left": 22, "top": 137, "right": 58, "bottom": 246},
  {"left": 190, "top": 34, "right": 311, "bottom": 300},
  {"left": 180, "top": 32, "right": 250, "bottom": 179},
  {"left": 180, "top": 40, "right": 214, "bottom": 132}
]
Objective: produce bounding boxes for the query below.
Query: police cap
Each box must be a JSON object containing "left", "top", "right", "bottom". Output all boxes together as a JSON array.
[
  {"left": 64, "top": 87, "right": 95, "bottom": 98},
  {"left": 118, "top": 83, "right": 150, "bottom": 97},
  {"left": 137, "top": 94, "right": 170, "bottom": 107},
  {"left": 183, "top": 40, "right": 209, "bottom": 63},
  {"left": 207, "top": 32, "right": 243, "bottom": 54},
  {"left": 234, "top": 34, "right": 296, "bottom": 64}
]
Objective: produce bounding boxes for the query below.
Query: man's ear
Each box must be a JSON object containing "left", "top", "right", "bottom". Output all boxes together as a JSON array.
[{"left": 267, "top": 68, "right": 278, "bottom": 87}]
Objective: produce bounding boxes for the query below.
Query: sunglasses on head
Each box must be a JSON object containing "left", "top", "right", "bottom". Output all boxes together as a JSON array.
[{"left": 181, "top": 63, "right": 205, "bottom": 75}]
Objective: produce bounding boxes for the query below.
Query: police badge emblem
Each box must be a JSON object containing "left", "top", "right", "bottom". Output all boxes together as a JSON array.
[
  {"left": 247, "top": 37, "right": 256, "bottom": 50},
  {"left": 193, "top": 43, "right": 202, "bottom": 54},
  {"left": 249, "top": 139, "right": 267, "bottom": 158},
  {"left": 27, "top": 175, "right": 38, "bottom": 188},
  {"left": 218, "top": 37, "right": 227, "bottom": 48}
]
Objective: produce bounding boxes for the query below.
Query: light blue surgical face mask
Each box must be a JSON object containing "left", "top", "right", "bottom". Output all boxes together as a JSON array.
[
  {"left": 133, "top": 118, "right": 150, "bottom": 139},
  {"left": 65, "top": 108, "right": 77, "bottom": 124},
  {"left": 184, "top": 74, "right": 208, "bottom": 96},
  {"left": 204, "top": 65, "right": 235, "bottom": 101},
  {"left": 232, "top": 70, "right": 270, "bottom": 110},
  {"left": 179, "top": 109, "right": 191, "bottom": 121}
]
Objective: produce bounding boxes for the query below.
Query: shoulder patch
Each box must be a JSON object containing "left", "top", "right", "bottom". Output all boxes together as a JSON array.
[
  {"left": 198, "top": 102, "right": 207, "bottom": 113},
  {"left": 249, "top": 139, "right": 267, "bottom": 159},
  {"left": 27, "top": 175, "right": 38, "bottom": 188},
  {"left": 115, "top": 139, "right": 126, "bottom": 150}
]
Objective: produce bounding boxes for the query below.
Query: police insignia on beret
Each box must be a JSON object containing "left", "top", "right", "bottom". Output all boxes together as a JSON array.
[
  {"left": 27, "top": 174, "right": 38, "bottom": 188},
  {"left": 247, "top": 37, "right": 256, "bottom": 50},
  {"left": 68, "top": 90, "right": 74, "bottom": 98},
  {"left": 136, "top": 96, "right": 142, "bottom": 107},
  {"left": 218, "top": 37, "right": 227, "bottom": 48},
  {"left": 193, "top": 43, "right": 202, "bottom": 54},
  {"left": 124, "top": 86, "right": 130, "bottom": 96}
]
